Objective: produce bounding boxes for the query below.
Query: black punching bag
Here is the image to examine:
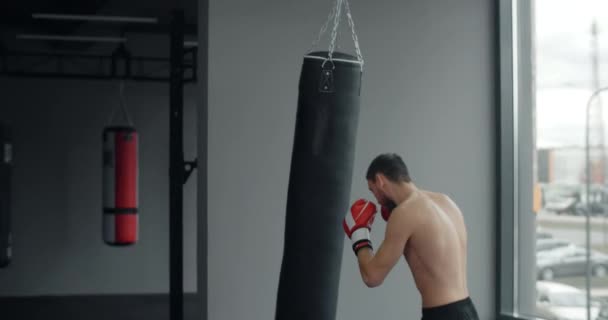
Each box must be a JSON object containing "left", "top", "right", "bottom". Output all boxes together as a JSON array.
[
  {"left": 275, "top": 51, "right": 362, "bottom": 320},
  {"left": 0, "top": 124, "right": 12, "bottom": 268}
]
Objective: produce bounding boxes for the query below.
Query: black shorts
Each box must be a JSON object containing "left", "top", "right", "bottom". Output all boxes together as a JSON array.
[{"left": 421, "top": 297, "right": 479, "bottom": 320}]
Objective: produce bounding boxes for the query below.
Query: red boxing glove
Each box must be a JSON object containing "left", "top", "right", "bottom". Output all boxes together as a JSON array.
[{"left": 343, "top": 199, "right": 377, "bottom": 255}]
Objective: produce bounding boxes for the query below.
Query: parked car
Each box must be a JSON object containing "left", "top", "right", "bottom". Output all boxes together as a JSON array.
[
  {"left": 542, "top": 183, "right": 582, "bottom": 215},
  {"left": 537, "top": 238, "right": 571, "bottom": 253},
  {"left": 536, "top": 281, "right": 608, "bottom": 320},
  {"left": 537, "top": 245, "right": 608, "bottom": 280},
  {"left": 542, "top": 183, "right": 608, "bottom": 216},
  {"left": 545, "top": 197, "right": 580, "bottom": 215},
  {"left": 537, "top": 230, "right": 554, "bottom": 240},
  {"left": 537, "top": 244, "right": 577, "bottom": 261}
]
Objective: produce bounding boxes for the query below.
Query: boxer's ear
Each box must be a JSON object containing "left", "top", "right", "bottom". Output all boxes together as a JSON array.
[{"left": 375, "top": 173, "right": 386, "bottom": 189}]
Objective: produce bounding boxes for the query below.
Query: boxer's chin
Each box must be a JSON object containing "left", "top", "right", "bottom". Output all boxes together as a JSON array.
[{"left": 382, "top": 199, "right": 397, "bottom": 211}]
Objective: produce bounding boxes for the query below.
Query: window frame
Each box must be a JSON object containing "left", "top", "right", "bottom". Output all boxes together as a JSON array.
[{"left": 496, "top": 0, "right": 542, "bottom": 319}]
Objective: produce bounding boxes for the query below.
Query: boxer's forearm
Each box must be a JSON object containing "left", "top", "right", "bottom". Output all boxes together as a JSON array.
[{"left": 356, "top": 248, "right": 383, "bottom": 288}]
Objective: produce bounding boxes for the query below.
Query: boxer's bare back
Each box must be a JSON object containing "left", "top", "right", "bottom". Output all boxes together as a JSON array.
[{"left": 390, "top": 190, "right": 469, "bottom": 308}]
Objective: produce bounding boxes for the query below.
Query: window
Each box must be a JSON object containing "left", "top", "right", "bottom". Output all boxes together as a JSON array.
[{"left": 498, "top": 1, "right": 608, "bottom": 320}]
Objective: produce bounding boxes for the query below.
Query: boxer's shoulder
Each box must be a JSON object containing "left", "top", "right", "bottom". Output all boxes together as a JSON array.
[
  {"left": 421, "top": 190, "right": 451, "bottom": 202},
  {"left": 400, "top": 190, "right": 445, "bottom": 211},
  {"left": 392, "top": 195, "right": 425, "bottom": 222}
]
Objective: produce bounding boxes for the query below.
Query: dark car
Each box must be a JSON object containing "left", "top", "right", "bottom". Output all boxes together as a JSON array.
[{"left": 537, "top": 245, "right": 608, "bottom": 280}]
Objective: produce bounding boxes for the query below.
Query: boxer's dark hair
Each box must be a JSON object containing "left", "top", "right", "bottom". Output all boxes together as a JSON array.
[{"left": 366, "top": 153, "right": 411, "bottom": 183}]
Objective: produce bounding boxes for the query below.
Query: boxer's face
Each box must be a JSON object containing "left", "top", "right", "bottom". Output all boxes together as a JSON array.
[{"left": 368, "top": 175, "right": 397, "bottom": 209}]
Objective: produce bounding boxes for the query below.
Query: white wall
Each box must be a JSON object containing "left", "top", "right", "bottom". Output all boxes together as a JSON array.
[
  {"left": 207, "top": 0, "right": 495, "bottom": 319},
  {"left": 0, "top": 78, "right": 198, "bottom": 296}
]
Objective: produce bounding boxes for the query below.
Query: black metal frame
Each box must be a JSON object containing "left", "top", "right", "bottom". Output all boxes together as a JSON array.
[
  {"left": 0, "top": 9, "right": 197, "bottom": 320},
  {"left": 169, "top": 9, "right": 186, "bottom": 320},
  {"left": 0, "top": 42, "right": 197, "bottom": 83}
]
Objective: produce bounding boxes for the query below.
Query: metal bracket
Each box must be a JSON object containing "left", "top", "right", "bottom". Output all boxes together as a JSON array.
[
  {"left": 111, "top": 44, "right": 132, "bottom": 78},
  {"left": 319, "top": 68, "right": 334, "bottom": 93}
]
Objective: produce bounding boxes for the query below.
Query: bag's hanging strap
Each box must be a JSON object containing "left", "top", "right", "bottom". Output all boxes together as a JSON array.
[
  {"left": 309, "top": 0, "right": 364, "bottom": 70},
  {"left": 106, "top": 80, "right": 134, "bottom": 127}
]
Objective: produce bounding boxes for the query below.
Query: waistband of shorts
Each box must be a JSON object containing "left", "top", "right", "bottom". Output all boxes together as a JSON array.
[{"left": 422, "top": 297, "right": 473, "bottom": 318}]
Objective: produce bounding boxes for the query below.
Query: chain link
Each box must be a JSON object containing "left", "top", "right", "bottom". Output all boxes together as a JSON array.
[
  {"left": 327, "top": 0, "right": 344, "bottom": 62},
  {"left": 309, "top": 2, "right": 338, "bottom": 53},
  {"left": 344, "top": 0, "right": 364, "bottom": 69},
  {"left": 106, "top": 80, "right": 134, "bottom": 127},
  {"left": 309, "top": 0, "right": 364, "bottom": 69}
]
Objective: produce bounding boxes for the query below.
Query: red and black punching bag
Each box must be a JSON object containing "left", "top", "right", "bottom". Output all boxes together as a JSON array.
[
  {"left": 0, "top": 124, "right": 12, "bottom": 268},
  {"left": 103, "top": 126, "right": 138, "bottom": 246}
]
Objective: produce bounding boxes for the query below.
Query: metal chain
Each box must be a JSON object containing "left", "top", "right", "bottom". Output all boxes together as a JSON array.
[
  {"left": 309, "top": 0, "right": 364, "bottom": 69},
  {"left": 309, "top": 2, "right": 338, "bottom": 53},
  {"left": 344, "top": 0, "right": 364, "bottom": 68},
  {"left": 327, "top": 0, "right": 344, "bottom": 61},
  {"left": 118, "top": 80, "right": 134, "bottom": 126},
  {"left": 106, "top": 80, "right": 134, "bottom": 126}
]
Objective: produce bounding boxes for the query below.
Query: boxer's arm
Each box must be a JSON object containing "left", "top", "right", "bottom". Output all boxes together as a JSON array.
[{"left": 356, "top": 207, "right": 413, "bottom": 288}]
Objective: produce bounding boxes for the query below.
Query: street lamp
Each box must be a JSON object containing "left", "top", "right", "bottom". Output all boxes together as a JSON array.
[{"left": 585, "top": 86, "right": 608, "bottom": 319}]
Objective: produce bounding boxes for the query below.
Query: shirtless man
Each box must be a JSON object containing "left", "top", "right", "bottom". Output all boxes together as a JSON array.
[{"left": 342, "top": 153, "right": 479, "bottom": 320}]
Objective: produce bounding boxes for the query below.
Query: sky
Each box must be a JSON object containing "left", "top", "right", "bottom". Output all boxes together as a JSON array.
[{"left": 535, "top": 0, "right": 608, "bottom": 148}]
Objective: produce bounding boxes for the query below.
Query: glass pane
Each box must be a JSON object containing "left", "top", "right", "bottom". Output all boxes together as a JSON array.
[{"left": 523, "top": 1, "right": 608, "bottom": 319}]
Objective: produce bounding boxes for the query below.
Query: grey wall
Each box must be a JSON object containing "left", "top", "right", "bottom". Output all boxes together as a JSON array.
[
  {"left": 207, "top": 0, "right": 495, "bottom": 320},
  {"left": 0, "top": 76, "right": 198, "bottom": 296}
]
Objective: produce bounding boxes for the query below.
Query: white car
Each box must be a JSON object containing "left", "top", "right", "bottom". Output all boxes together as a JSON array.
[{"left": 536, "top": 281, "right": 607, "bottom": 320}]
